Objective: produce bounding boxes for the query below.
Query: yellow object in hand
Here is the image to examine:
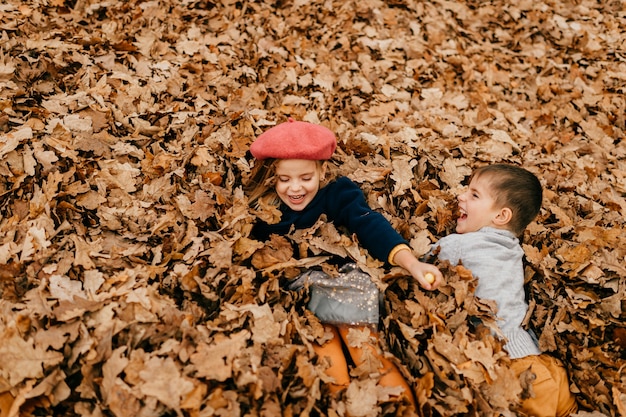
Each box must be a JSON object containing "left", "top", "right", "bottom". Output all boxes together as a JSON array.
[{"left": 424, "top": 273, "right": 435, "bottom": 284}]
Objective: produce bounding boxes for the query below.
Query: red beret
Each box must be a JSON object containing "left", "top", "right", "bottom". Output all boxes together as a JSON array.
[{"left": 250, "top": 118, "right": 337, "bottom": 160}]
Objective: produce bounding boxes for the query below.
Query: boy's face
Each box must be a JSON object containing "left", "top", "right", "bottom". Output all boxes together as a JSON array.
[
  {"left": 274, "top": 159, "right": 325, "bottom": 211},
  {"left": 456, "top": 174, "right": 504, "bottom": 234}
]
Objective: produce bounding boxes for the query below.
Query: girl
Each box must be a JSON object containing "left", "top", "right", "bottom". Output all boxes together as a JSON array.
[{"left": 246, "top": 118, "right": 443, "bottom": 407}]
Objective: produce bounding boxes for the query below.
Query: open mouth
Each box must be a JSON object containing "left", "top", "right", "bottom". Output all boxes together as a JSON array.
[
  {"left": 458, "top": 208, "right": 467, "bottom": 221},
  {"left": 288, "top": 194, "right": 305, "bottom": 204}
]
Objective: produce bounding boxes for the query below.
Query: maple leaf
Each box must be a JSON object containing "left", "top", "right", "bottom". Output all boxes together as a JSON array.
[
  {"left": 0, "top": 327, "right": 63, "bottom": 386},
  {"left": 190, "top": 331, "right": 250, "bottom": 382},
  {"left": 138, "top": 356, "right": 195, "bottom": 412},
  {"left": 251, "top": 235, "right": 294, "bottom": 270}
]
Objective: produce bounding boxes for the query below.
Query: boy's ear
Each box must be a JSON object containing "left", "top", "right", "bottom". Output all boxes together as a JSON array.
[{"left": 493, "top": 207, "right": 512, "bottom": 226}]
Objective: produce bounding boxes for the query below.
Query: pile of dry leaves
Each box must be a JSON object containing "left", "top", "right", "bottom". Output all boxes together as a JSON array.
[{"left": 0, "top": 0, "right": 624, "bottom": 416}]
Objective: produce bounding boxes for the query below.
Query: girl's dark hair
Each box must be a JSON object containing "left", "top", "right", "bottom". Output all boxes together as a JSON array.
[
  {"left": 471, "top": 164, "right": 543, "bottom": 236},
  {"left": 244, "top": 159, "right": 280, "bottom": 209}
]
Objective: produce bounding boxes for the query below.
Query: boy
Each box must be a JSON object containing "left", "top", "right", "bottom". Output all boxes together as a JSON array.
[{"left": 432, "top": 164, "right": 578, "bottom": 417}]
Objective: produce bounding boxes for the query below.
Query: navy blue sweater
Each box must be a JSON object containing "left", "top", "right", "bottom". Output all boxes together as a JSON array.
[{"left": 252, "top": 176, "right": 408, "bottom": 263}]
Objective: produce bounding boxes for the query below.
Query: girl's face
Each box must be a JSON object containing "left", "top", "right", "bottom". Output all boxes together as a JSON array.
[
  {"left": 274, "top": 159, "right": 325, "bottom": 211},
  {"left": 456, "top": 174, "right": 503, "bottom": 234}
]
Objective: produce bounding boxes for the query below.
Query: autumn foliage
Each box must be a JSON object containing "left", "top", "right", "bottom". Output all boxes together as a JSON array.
[{"left": 0, "top": 0, "right": 624, "bottom": 416}]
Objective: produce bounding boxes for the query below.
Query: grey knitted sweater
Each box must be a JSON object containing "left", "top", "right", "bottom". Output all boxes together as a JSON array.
[{"left": 434, "top": 227, "right": 541, "bottom": 359}]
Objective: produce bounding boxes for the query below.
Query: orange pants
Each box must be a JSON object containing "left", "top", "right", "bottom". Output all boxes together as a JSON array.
[
  {"left": 510, "top": 354, "right": 578, "bottom": 417},
  {"left": 314, "top": 324, "right": 415, "bottom": 408}
]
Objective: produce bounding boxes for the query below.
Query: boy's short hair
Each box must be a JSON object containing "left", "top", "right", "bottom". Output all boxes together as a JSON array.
[{"left": 471, "top": 164, "right": 543, "bottom": 236}]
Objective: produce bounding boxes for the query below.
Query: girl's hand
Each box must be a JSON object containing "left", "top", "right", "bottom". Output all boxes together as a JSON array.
[
  {"left": 410, "top": 262, "right": 444, "bottom": 291},
  {"left": 392, "top": 248, "right": 444, "bottom": 290}
]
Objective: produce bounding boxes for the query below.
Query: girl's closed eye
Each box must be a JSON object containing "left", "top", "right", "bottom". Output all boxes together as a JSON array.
[{"left": 278, "top": 175, "right": 312, "bottom": 183}]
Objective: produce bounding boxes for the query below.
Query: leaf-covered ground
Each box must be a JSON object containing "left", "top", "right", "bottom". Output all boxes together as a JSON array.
[{"left": 0, "top": 0, "right": 624, "bottom": 416}]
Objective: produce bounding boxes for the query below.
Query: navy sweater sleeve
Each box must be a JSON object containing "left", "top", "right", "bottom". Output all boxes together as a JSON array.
[
  {"left": 252, "top": 177, "right": 408, "bottom": 263},
  {"left": 324, "top": 177, "right": 407, "bottom": 262}
]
